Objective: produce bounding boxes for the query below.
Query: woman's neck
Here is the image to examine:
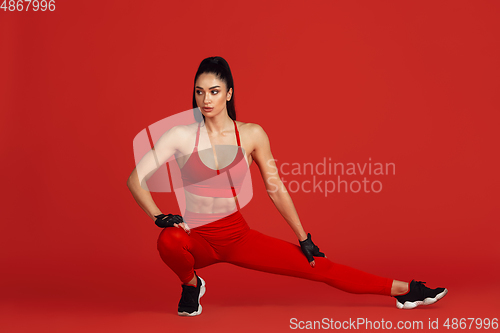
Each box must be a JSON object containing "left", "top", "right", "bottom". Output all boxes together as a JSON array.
[{"left": 203, "top": 111, "right": 233, "bottom": 135}]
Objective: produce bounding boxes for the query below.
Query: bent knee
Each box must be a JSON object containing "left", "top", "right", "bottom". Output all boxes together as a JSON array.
[{"left": 157, "top": 227, "right": 190, "bottom": 250}]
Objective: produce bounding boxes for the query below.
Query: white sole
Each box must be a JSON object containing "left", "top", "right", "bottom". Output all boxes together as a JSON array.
[
  {"left": 178, "top": 276, "right": 206, "bottom": 316},
  {"left": 396, "top": 288, "right": 448, "bottom": 309}
]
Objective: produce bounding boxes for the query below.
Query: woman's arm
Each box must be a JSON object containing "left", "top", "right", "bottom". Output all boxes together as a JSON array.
[
  {"left": 126, "top": 125, "right": 187, "bottom": 228},
  {"left": 250, "top": 124, "right": 308, "bottom": 242},
  {"left": 127, "top": 169, "right": 163, "bottom": 221}
]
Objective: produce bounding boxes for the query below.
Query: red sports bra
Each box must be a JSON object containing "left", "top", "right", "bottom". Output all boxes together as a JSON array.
[{"left": 180, "top": 120, "right": 248, "bottom": 198}]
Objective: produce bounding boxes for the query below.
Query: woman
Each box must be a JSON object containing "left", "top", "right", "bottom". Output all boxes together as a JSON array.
[{"left": 126, "top": 56, "right": 447, "bottom": 316}]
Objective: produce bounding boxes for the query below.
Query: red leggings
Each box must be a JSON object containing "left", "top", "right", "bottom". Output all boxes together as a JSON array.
[{"left": 157, "top": 210, "right": 393, "bottom": 296}]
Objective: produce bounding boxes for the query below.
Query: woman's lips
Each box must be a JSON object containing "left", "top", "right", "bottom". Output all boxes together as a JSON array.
[{"left": 203, "top": 107, "right": 213, "bottom": 112}]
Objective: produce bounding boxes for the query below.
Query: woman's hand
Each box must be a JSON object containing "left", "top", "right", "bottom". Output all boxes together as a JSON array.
[
  {"left": 154, "top": 214, "right": 190, "bottom": 234},
  {"left": 299, "top": 233, "right": 325, "bottom": 268}
]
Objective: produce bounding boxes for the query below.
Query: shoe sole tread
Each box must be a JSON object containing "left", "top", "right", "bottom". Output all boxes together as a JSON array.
[{"left": 396, "top": 288, "right": 448, "bottom": 309}]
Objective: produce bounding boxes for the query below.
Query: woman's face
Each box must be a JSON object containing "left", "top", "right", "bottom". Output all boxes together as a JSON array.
[{"left": 195, "top": 72, "right": 232, "bottom": 119}]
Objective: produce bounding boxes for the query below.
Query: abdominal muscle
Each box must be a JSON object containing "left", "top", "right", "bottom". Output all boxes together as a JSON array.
[{"left": 184, "top": 190, "right": 238, "bottom": 214}]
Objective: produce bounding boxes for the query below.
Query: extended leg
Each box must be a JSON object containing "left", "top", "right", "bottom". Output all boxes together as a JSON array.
[{"left": 221, "top": 229, "right": 393, "bottom": 295}]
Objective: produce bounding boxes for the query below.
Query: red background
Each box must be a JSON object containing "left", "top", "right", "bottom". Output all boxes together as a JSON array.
[{"left": 1, "top": 1, "right": 499, "bottom": 332}]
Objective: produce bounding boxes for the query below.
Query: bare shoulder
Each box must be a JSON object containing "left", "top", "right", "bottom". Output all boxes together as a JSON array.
[
  {"left": 236, "top": 121, "right": 268, "bottom": 139},
  {"left": 155, "top": 122, "right": 198, "bottom": 150},
  {"left": 235, "top": 121, "right": 270, "bottom": 152},
  {"left": 164, "top": 122, "right": 200, "bottom": 137}
]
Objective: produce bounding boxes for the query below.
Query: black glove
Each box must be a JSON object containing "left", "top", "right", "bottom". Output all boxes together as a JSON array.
[
  {"left": 299, "top": 233, "right": 326, "bottom": 263},
  {"left": 154, "top": 213, "right": 184, "bottom": 228}
]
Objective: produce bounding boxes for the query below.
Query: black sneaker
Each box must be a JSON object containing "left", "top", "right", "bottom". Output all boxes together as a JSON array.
[
  {"left": 178, "top": 272, "right": 206, "bottom": 316},
  {"left": 395, "top": 280, "right": 448, "bottom": 309}
]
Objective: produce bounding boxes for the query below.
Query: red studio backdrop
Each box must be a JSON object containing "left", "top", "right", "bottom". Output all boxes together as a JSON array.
[{"left": 1, "top": 1, "right": 499, "bottom": 332}]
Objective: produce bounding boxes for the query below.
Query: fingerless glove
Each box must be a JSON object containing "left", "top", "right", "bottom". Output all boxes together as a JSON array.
[
  {"left": 154, "top": 213, "right": 184, "bottom": 228},
  {"left": 299, "top": 233, "right": 326, "bottom": 263}
]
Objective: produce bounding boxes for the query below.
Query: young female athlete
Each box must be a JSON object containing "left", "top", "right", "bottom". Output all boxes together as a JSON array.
[{"left": 126, "top": 56, "right": 448, "bottom": 316}]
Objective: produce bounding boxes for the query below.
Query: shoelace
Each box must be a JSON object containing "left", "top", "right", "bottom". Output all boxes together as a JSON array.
[
  {"left": 413, "top": 281, "right": 430, "bottom": 297},
  {"left": 180, "top": 285, "right": 197, "bottom": 306}
]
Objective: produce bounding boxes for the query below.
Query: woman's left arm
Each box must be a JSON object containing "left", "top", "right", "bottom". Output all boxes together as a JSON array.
[{"left": 249, "top": 123, "right": 308, "bottom": 242}]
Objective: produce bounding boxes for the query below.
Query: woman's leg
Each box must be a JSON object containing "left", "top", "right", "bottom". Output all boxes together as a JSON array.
[
  {"left": 157, "top": 227, "right": 219, "bottom": 285},
  {"left": 221, "top": 228, "right": 393, "bottom": 296}
]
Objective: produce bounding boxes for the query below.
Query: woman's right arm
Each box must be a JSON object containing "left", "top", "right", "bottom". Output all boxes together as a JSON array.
[{"left": 126, "top": 125, "right": 184, "bottom": 222}]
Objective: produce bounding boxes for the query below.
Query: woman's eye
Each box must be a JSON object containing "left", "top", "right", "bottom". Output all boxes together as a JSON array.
[{"left": 196, "top": 90, "right": 219, "bottom": 95}]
